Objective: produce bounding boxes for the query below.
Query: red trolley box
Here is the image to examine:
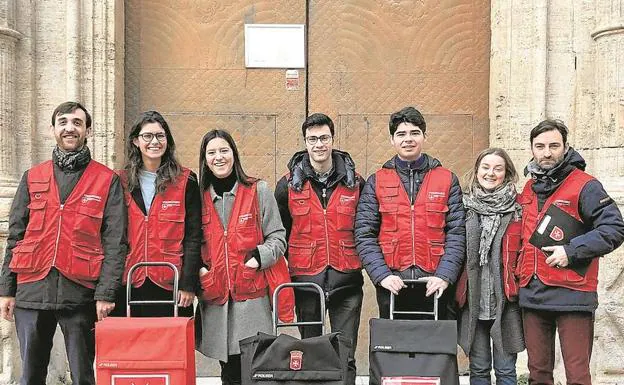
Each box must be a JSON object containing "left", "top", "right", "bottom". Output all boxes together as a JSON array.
[{"left": 95, "top": 262, "right": 196, "bottom": 385}]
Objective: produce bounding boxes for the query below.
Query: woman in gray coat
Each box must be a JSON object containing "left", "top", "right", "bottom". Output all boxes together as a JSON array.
[
  {"left": 195, "top": 129, "right": 287, "bottom": 385},
  {"left": 456, "top": 148, "right": 525, "bottom": 385}
]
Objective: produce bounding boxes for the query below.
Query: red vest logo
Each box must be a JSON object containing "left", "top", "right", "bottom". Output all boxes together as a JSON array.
[
  {"left": 289, "top": 350, "right": 303, "bottom": 370},
  {"left": 549, "top": 226, "right": 564, "bottom": 241}
]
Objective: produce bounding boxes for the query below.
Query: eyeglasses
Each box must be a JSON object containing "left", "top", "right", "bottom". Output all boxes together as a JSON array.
[
  {"left": 305, "top": 135, "right": 332, "bottom": 145},
  {"left": 138, "top": 132, "right": 167, "bottom": 142}
]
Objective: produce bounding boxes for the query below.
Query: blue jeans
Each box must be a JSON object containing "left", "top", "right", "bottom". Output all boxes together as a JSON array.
[{"left": 469, "top": 319, "right": 517, "bottom": 385}]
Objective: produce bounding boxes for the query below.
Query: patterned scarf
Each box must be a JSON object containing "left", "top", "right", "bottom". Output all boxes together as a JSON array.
[
  {"left": 52, "top": 145, "right": 92, "bottom": 172},
  {"left": 463, "top": 183, "right": 521, "bottom": 266}
]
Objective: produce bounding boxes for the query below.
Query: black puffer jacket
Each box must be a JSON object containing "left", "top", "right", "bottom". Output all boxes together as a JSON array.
[
  {"left": 275, "top": 150, "right": 364, "bottom": 295},
  {"left": 354, "top": 154, "right": 466, "bottom": 285}
]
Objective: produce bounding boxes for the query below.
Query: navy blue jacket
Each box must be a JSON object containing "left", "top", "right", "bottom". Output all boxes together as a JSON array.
[
  {"left": 520, "top": 149, "right": 624, "bottom": 311},
  {"left": 354, "top": 154, "right": 466, "bottom": 286}
]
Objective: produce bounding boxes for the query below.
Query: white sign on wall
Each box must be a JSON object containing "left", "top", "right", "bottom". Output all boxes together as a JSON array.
[{"left": 244, "top": 24, "right": 305, "bottom": 68}]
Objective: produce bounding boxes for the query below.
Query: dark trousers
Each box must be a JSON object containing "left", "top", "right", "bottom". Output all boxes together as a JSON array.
[
  {"left": 14, "top": 305, "right": 96, "bottom": 385},
  {"left": 522, "top": 309, "right": 594, "bottom": 385},
  {"left": 220, "top": 354, "right": 242, "bottom": 385},
  {"left": 294, "top": 286, "right": 363, "bottom": 385},
  {"left": 110, "top": 278, "right": 193, "bottom": 317},
  {"left": 375, "top": 282, "right": 453, "bottom": 320}
]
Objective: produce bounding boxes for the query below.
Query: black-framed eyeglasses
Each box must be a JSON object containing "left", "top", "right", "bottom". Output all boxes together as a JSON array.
[
  {"left": 305, "top": 135, "right": 332, "bottom": 145},
  {"left": 138, "top": 132, "right": 167, "bottom": 142}
]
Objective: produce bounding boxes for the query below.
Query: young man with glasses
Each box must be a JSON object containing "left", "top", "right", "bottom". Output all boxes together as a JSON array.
[
  {"left": 354, "top": 106, "right": 465, "bottom": 320},
  {"left": 275, "top": 113, "right": 364, "bottom": 385}
]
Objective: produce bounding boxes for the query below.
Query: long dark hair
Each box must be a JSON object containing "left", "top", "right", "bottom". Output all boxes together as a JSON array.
[
  {"left": 125, "top": 111, "right": 182, "bottom": 193},
  {"left": 198, "top": 129, "right": 255, "bottom": 191},
  {"left": 463, "top": 147, "right": 518, "bottom": 195}
]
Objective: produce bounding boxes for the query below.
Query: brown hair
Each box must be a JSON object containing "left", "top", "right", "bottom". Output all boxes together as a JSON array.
[{"left": 463, "top": 147, "right": 518, "bottom": 194}]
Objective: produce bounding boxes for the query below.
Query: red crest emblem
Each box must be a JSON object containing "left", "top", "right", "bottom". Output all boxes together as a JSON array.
[
  {"left": 549, "top": 226, "right": 564, "bottom": 242},
  {"left": 289, "top": 350, "right": 303, "bottom": 370}
]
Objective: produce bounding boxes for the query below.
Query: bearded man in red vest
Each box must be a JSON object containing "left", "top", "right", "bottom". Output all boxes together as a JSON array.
[
  {"left": 0, "top": 101, "right": 127, "bottom": 385},
  {"left": 355, "top": 106, "right": 466, "bottom": 320},
  {"left": 275, "top": 113, "right": 365, "bottom": 385},
  {"left": 517, "top": 119, "right": 624, "bottom": 385}
]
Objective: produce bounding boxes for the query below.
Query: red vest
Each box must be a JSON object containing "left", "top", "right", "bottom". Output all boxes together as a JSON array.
[
  {"left": 9, "top": 160, "right": 113, "bottom": 289},
  {"left": 199, "top": 182, "right": 269, "bottom": 304},
  {"left": 374, "top": 167, "right": 452, "bottom": 272},
  {"left": 517, "top": 168, "right": 599, "bottom": 291},
  {"left": 118, "top": 168, "right": 190, "bottom": 290},
  {"left": 287, "top": 180, "right": 361, "bottom": 276},
  {"left": 455, "top": 210, "right": 522, "bottom": 308}
]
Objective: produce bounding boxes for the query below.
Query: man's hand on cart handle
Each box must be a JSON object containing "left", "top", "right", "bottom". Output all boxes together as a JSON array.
[
  {"left": 380, "top": 275, "right": 407, "bottom": 295},
  {"left": 0, "top": 296, "right": 15, "bottom": 321},
  {"left": 96, "top": 300, "right": 115, "bottom": 321},
  {"left": 178, "top": 290, "right": 195, "bottom": 307},
  {"left": 423, "top": 276, "right": 448, "bottom": 298}
]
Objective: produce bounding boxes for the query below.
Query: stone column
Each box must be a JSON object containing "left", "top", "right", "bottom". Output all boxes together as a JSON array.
[
  {"left": 590, "top": 2, "right": 624, "bottom": 384},
  {"left": 0, "top": 1, "right": 23, "bottom": 383},
  {"left": 0, "top": 3, "right": 21, "bottom": 188}
]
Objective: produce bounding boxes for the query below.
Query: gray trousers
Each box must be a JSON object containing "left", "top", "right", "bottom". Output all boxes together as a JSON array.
[{"left": 14, "top": 304, "right": 96, "bottom": 385}]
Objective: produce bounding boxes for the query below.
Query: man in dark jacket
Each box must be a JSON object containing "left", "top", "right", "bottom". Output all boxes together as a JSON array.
[
  {"left": 517, "top": 119, "right": 624, "bottom": 385},
  {"left": 0, "top": 101, "right": 127, "bottom": 385},
  {"left": 355, "top": 106, "right": 465, "bottom": 319},
  {"left": 275, "top": 113, "right": 364, "bottom": 385}
]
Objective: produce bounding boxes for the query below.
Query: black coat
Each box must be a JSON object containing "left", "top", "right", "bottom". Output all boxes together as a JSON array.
[
  {"left": 0, "top": 160, "right": 128, "bottom": 310},
  {"left": 354, "top": 154, "right": 466, "bottom": 285},
  {"left": 275, "top": 150, "right": 364, "bottom": 295}
]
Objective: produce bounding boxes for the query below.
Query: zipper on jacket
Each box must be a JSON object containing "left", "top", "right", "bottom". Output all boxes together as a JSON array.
[
  {"left": 144, "top": 215, "right": 149, "bottom": 280},
  {"left": 51, "top": 204, "right": 64, "bottom": 267},
  {"left": 409, "top": 170, "right": 414, "bottom": 205},
  {"left": 223, "top": 198, "right": 232, "bottom": 293},
  {"left": 411, "top": 204, "right": 416, "bottom": 266},
  {"left": 322, "top": 188, "right": 330, "bottom": 266}
]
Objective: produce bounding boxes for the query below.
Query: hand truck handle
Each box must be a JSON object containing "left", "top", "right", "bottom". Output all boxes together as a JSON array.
[
  {"left": 126, "top": 262, "right": 179, "bottom": 317},
  {"left": 389, "top": 277, "right": 439, "bottom": 320},
  {"left": 272, "top": 282, "right": 326, "bottom": 335}
]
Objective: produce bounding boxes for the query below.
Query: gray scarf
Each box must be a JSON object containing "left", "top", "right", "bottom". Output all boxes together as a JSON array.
[
  {"left": 463, "top": 183, "right": 521, "bottom": 266},
  {"left": 52, "top": 145, "right": 91, "bottom": 172}
]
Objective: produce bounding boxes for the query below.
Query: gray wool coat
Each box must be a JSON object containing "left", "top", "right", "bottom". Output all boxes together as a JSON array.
[
  {"left": 195, "top": 180, "right": 287, "bottom": 362},
  {"left": 457, "top": 209, "right": 525, "bottom": 355}
]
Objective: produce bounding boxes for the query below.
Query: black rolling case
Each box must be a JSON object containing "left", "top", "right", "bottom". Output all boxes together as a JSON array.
[
  {"left": 369, "top": 278, "right": 459, "bottom": 385},
  {"left": 240, "top": 282, "right": 351, "bottom": 385}
]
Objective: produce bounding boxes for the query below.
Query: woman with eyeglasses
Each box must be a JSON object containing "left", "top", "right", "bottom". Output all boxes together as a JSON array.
[
  {"left": 195, "top": 129, "right": 287, "bottom": 385},
  {"left": 456, "top": 148, "right": 525, "bottom": 385},
  {"left": 111, "top": 111, "right": 202, "bottom": 317}
]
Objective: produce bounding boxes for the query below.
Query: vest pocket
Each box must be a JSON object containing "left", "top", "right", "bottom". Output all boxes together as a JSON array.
[
  {"left": 291, "top": 204, "right": 311, "bottom": 233},
  {"left": 428, "top": 240, "right": 445, "bottom": 269},
  {"left": 200, "top": 269, "right": 225, "bottom": 302},
  {"left": 236, "top": 264, "right": 264, "bottom": 295},
  {"left": 379, "top": 205, "right": 398, "bottom": 232},
  {"left": 235, "top": 225, "right": 260, "bottom": 252},
  {"left": 159, "top": 250, "right": 183, "bottom": 284},
  {"left": 379, "top": 239, "right": 399, "bottom": 268},
  {"left": 425, "top": 203, "right": 448, "bottom": 228},
  {"left": 71, "top": 243, "right": 104, "bottom": 281},
  {"left": 287, "top": 241, "right": 316, "bottom": 270},
  {"left": 75, "top": 204, "right": 103, "bottom": 242},
  {"left": 336, "top": 205, "right": 356, "bottom": 231},
  {"left": 26, "top": 200, "right": 47, "bottom": 232},
  {"left": 9, "top": 240, "right": 40, "bottom": 273},
  {"left": 158, "top": 211, "right": 185, "bottom": 253},
  {"left": 339, "top": 239, "right": 361, "bottom": 270}
]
